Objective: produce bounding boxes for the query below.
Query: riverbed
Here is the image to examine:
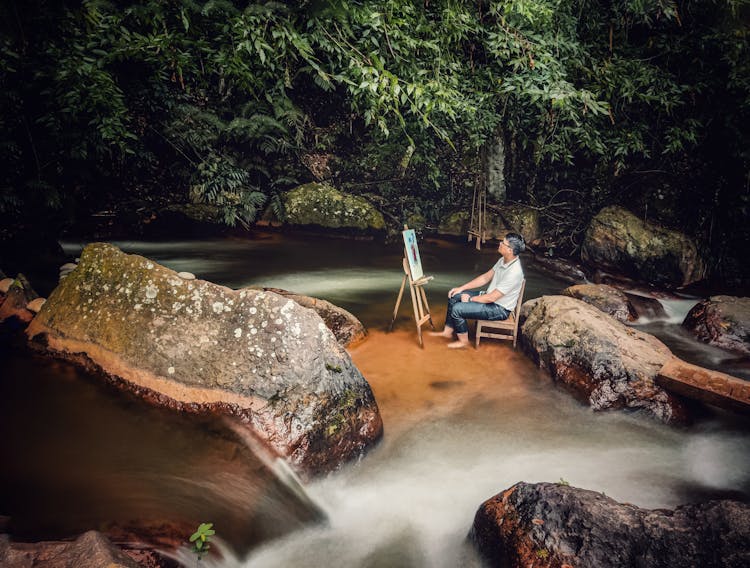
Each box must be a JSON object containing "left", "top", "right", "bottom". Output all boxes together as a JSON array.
[{"left": 2, "top": 233, "right": 749, "bottom": 567}]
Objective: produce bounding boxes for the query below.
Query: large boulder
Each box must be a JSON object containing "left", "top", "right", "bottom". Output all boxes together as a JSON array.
[
  {"left": 683, "top": 296, "right": 750, "bottom": 355},
  {"left": 26, "top": 243, "right": 383, "bottom": 475},
  {"left": 470, "top": 481, "right": 750, "bottom": 568},
  {"left": 562, "top": 283, "right": 637, "bottom": 323},
  {"left": 260, "top": 288, "right": 367, "bottom": 347},
  {"left": 581, "top": 206, "right": 706, "bottom": 288},
  {"left": 283, "top": 183, "right": 385, "bottom": 232},
  {"left": 520, "top": 295, "right": 689, "bottom": 423}
]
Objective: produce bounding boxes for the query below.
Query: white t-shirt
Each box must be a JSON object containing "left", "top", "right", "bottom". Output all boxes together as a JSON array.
[{"left": 487, "top": 257, "right": 524, "bottom": 310}]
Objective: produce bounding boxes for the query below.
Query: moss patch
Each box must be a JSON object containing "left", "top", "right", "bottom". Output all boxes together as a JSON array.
[{"left": 284, "top": 183, "right": 385, "bottom": 231}]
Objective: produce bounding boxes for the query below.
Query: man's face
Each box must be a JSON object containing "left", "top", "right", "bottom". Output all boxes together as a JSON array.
[{"left": 498, "top": 239, "right": 510, "bottom": 254}]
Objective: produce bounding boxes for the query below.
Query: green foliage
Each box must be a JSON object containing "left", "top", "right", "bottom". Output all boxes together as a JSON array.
[
  {"left": 1, "top": 0, "right": 748, "bottom": 281},
  {"left": 189, "top": 522, "right": 215, "bottom": 561}
]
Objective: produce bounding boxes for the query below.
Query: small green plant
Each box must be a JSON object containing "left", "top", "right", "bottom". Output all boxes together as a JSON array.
[
  {"left": 558, "top": 477, "right": 570, "bottom": 486},
  {"left": 325, "top": 362, "right": 342, "bottom": 373},
  {"left": 536, "top": 548, "right": 550, "bottom": 560},
  {"left": 189, "top": 522, "right": 215, "bottom": 562}
]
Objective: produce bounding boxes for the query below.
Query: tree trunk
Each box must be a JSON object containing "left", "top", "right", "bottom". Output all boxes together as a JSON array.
[{"left": 483, "top": 129, "right": 506, "bottom": 202}]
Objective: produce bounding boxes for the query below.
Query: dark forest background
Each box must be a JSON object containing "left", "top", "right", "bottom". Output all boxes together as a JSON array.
[{"left": 1, "top": 0, "right": 748, "bottom": 284}]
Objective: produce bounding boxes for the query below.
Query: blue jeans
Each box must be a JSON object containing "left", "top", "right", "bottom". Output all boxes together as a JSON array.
[{"left": 445, "top": 290, "right": 510, "bottom": 334}]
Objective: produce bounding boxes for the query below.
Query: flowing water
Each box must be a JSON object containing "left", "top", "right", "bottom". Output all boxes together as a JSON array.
[{"left": 2, "top": 232, "right": 749, "bottom": 566}]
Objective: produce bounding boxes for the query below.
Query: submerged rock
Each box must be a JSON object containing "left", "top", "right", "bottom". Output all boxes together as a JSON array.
[
  {"left": 683, "top": 296, "right": 750, "bottom": 355},
  {"left": 470, "top": 481, "right": 750, "bottom": 568},
  {"left": 26, "top": 243, "right": 383, "bottom": 475},
  {"left": 581, "top": 205, "right": 706, "bottom": 288},
  {"left": 283, "top": 183, "right": 385, "bottom": 232},
  {"left": 562, "top": 283, "right": 637, "bottom": 323},
  {"left": 520, "top": 295, "right": 689, "bottom": 423}
]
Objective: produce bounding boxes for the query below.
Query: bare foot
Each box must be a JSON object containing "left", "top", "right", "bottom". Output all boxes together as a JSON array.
[
  {"left": 428, "top": 331, "right": 453, "bottom": 338},
  {"left": 447, "top": 340, "right": 470, "bottom": 349}
]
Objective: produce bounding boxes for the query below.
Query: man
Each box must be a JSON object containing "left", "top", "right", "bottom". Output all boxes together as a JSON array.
[{"left": 430, "top": 232, "right": 525, "bottom": 349}]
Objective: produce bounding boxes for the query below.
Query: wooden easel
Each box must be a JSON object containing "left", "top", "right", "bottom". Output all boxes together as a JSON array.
[
  {"left": 388, "top": 228, "right": 434, "bottom": 347},
  {"left": 467, "top": 174, "right": 487, "bottom": 250}
]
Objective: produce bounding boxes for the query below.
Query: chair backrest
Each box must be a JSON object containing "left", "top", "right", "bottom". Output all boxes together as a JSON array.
[{"left": 512, "top": 279, "right": 526, "bottom": 320}]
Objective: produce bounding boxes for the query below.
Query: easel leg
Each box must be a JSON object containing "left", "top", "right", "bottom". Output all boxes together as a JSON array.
[
  {"left": 408, "top": 281, "right": 423, "bottom": 347},
  {"left": 388, "top": 274, "right": 408, "bottom": 332},
  {"left": 418, "top": 286, "right": 435, "bottom": 329}
]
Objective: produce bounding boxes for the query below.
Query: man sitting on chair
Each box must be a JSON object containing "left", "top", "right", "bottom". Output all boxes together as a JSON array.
[{"left": 431, "top": 232, "right": 525, "bottom": 349}]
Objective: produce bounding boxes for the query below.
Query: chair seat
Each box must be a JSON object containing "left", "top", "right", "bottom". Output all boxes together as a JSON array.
[{"left": 474, "top": 280, "right": 525, "bottom": 348}]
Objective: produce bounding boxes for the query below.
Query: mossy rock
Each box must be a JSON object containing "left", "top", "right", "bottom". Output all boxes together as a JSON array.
[
  {"left": 581, "top": 206, "right": 706, "bottom": 288},
  {"left": 283, "top": 183, "right": 385, "bottom": 231},
  {"left": 438, "top": 211, "right": 469, "bottom": 236},
  {"left": 162, "top": 203, "right": 222, "bottom": 224}
]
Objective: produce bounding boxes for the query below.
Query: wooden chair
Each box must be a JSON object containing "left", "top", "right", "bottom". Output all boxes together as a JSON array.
[{"left": 475, "top": 279, "right": 526, "bottom": 348}]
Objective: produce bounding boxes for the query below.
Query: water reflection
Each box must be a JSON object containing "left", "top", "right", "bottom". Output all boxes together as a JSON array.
[{"left": 7, "top": 234, "right": 750, "bottom": 567}]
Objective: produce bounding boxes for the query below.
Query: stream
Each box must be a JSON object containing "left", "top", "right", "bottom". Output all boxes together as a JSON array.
[{"left": 2, "top": 232, "right": 749, "bottom": 567}]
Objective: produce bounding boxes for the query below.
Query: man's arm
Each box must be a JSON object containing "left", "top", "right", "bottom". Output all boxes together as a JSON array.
[
  {"left": 463, "top": 288, "right": 502, "bottom": 304},
  {"left": 449, "top": 268, "right": 494, "bottom": 298}
]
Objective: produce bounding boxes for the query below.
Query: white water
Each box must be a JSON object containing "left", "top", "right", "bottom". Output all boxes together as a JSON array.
[{"left": 55, "top": 237, "right": 749, "bottom": 566}]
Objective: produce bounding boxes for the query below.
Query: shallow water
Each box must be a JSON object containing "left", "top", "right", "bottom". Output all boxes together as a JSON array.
[{"left": 5, "top": 233, "right": 750, "bottom": 566}]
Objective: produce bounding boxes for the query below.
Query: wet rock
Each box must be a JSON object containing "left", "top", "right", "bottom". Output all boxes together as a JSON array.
[
  {"left": 581, "top": 206, "right": 706, "bottom": 288},
  {"left": 683, "top": 296, "right": 750, "bottom": 355},
  {"left": 530, "top": 256, "right": 588, "bottom": 285},
  {"left": 0, "top": 530, "right": 140, "bottom": 568},
  {"left": 0, "top": 277, "right": 12, "bottom": 294},
  {"left": 520, "top": 295, "right": 689, "bottom": 423},
  {"left": 26, "top": 298, "right": 46, "bottom": 313},
  {"left": 26, "top": 243, "right": 383, "bottom": 476},
  {"left": 58, "top": 262, "right": 78, "bottom": 282},
  {"left": 470, "top": 481, "right": 750, "bottom": 568},
  {"left": 625, "top": 292, "right": 667, "bottom": 320},
  {"left": 283, "top": 183, "right": 386, "bottom": 232},
  {"left": 562, "top": 283, "right": 637, "bottom": 323},
  {"left": 261, "top": 287, "right": 367, "bottom": 348},
  {"left": 177, "top": 271, "right": 195, "bottom": 280},
  {"left": 0, "top": 275, "right": 39, "bottom": 327}
]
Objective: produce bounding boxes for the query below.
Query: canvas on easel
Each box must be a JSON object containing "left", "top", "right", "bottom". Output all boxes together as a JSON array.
[{"left": 389, "top": 227, "right": 434, "bottom": 347}]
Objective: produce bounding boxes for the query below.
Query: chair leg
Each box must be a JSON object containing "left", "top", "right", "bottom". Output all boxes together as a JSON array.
[{"left": 475, "top": 321, "right": 481, "bottom": 348}]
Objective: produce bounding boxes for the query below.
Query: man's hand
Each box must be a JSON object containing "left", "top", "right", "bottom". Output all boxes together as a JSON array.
[
  {"left": 448, "top": 287, "right": 463, "bottom": 298},
  {"left": 460, "top": 293, "right": 471, "bottom": 302}
]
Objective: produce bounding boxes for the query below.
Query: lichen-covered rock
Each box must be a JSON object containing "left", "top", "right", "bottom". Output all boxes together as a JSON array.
[
  {"left": 283, "top": 183, "right": 385, "bottom": 231},
  {"left": 562, "top": 283, "right": 637, "bottom": 323},
  {"left": 26, "top": 243, "right": 383, "bottom": 475},
  {"left": 260, "top": 287, "right": 367, "bottom": 347},
  {"left": 581, "top": 206, "right": 706, "bottom": 287},
  {"left": 683, "top": 296, "right": 750, "bottom": 355},
  {"left": 470, "top": 482, "right": 750, "bottom": 568},
  {"left": 520, "top": 295, "right": 689, "bottom": 423},
  {"left": 0, "top": 531, "right": 140, "bottom": 568}
]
